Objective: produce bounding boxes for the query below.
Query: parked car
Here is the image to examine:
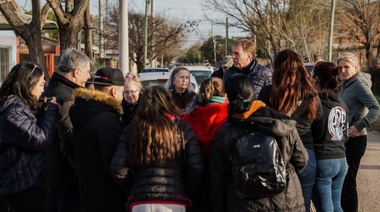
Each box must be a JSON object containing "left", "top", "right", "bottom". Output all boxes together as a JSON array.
[
  {"left": 178, "top": 65, "right": 214, "bottom": 86},
  {"left": 142, "top": 67, "right": 170, "bottom": 73},
  {"left": 137, "top": 72, "right": 199, "bottom": 93},
  {"left": 305, "top": 63, "right": 315, "bottom": 74}
]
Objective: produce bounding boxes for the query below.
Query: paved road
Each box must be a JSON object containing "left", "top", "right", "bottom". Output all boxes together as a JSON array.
[{"left": 357, "top": 130, "right": 380, "bottom": 211}]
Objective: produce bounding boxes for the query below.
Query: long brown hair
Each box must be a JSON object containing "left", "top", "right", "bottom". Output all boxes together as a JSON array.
[
  {"left": 269, "top": 49, "right": 318, "bottom": 120},
  {"left": 128, "top": 86, "right": 185, "bottom": 166}
]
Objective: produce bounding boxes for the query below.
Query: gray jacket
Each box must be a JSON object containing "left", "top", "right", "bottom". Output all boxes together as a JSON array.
[{"left": 340, "top": 72, "right": 380, "bottom": 135}]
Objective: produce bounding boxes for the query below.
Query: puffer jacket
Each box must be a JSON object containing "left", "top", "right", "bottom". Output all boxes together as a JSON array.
[
  {"left": 69, "top": 88, "right": 126, "bottom": 212},
  {"left": 223, "top": 59, "right": 272, "bottom": 98},
  {"left": 210, "top": 105, "right": 308, "bottom": 212},
  {"left": 0, "top": 95, "right": 59, "bottom": 195},
  {"left": 340, "top": 72, "right": 380, "bottom": 136},
  {"left": 111, "top": 121, "right": 204, "bottom": 211}
]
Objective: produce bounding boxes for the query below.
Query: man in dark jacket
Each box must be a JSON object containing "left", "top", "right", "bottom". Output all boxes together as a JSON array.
[
  {"left": 223, "top": 39, "right": 272, "bottom": 98},
  {"left": 69, "top": 68, "right": 126, "bottom": 212},
  {"left": 211, "top": 55, "right": 233, "bottom": 79},
  {"left": 43, "top": 48, "right": 91, "bottom": 212}
]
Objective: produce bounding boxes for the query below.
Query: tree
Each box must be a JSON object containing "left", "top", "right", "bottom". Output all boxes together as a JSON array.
[
  {"left": 105, "top": 7, "right": 186, "bottom": 72},
  {"left": 0, "top": 0, "right": 49, "bottom": 76},
  {"left": 199, "top": 35, "right": 234, "bottom": 65},
  {"left": 336, "top": 0, "right": 380, "bottom": 68},
  {"left": 46, "top": 0, "right": 89, "bottom": 51},
  {"left": 204, "top": 0, "right": 331, "bottom": 63}
]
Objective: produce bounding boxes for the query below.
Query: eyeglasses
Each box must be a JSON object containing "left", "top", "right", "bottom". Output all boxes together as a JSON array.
[{"left": 124, "top": 89, "right": 138, "bottom": 95}]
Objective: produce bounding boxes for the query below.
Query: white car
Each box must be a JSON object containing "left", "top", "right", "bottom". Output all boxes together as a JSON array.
[
  {"left": 137, "top": 71, "right": 199, "bottom": 93},
  {"left": 181, "top": 65, "right": 214, "bottom": 86}
]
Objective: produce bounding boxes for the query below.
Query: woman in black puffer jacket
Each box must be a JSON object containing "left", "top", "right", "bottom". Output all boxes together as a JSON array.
[
  {"left": 111, "top": 86, "right": 204, "bottom": 212},
  {"left": 0, "top": 62, "right": 60, "bottom": 211}
]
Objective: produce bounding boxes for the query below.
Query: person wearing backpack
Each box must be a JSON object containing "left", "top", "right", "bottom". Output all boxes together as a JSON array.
[{"left": 210, "top": 74, "right": 308, "bottom": 212}]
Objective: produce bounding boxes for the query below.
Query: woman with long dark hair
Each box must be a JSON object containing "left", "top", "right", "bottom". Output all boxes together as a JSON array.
[
  {"left": 0, "top": 62, "right": 59, "bottom": 211},
  {"left": 311, "top": 61, "right": 349, "bottom": 211},
  {"left": 111, "top": 86, "right": 204, "bottom": 212},
  {"left": 258, "top": 49, "right": 323, "bottom": 212},
  {"left": 210, "top": 74, "right": 307, "bottom": 211}
]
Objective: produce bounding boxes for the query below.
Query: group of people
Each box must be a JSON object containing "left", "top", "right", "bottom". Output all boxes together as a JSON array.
[{"left": 0, "top": 38, "right": 379, "bottom": 212}]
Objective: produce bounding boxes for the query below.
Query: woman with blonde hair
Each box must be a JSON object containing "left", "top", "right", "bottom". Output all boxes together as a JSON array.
[
  {"left": 336, "top": 52, "right": 380, "bottom": 212},
  {"left": 111, "top": 86, "right": 204, "bottom": 212},
  {"left": 122, "top": 73, "right": 143, "bottom": 126},
  {"left": 183, "top": 77, "right": 228, "bottom": 211},
  {"left": 258, "top": 49, "right": 323, "bottom": 212}
]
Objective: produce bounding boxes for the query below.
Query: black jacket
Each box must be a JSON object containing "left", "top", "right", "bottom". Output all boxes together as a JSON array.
[
  {"left": 43, "top": 72, "right": 81, "bottom": 194},
  {"left": 170, "top": 89, "right": 196, "bottom": 110},
  {"left": 69, "top": 88, "right": 126, "bottom": 212},
  {"left": 111, "top": 121, "right": 204, "bottom": 211},
  {"left": 210, "top": 105, "right": 308, "bottom": 212},
  {"left": 121, "top": 99, "right": 139, "bottom": 126},
  {"left": 258, "top": 85, "right": 323, "bottom": 149},
  {"left": 0, "top": 96, "right": 59, "bottom": 195},
  {"left": 211, "top": 67, "right": 224, "bottom": 79},
  {"left": 312, "top": 93, "right": 348, "bottom": 160},
  {"left": 223, "top": 59, "right": 272, "bottom": 98}
]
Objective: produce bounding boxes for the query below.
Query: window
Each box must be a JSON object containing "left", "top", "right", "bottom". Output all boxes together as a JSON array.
[{"left": 0, "top": 47, "right": 11, "bottom": 84}]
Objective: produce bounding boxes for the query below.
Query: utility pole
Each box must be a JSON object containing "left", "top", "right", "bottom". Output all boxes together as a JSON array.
[
  {"left": 143, "top": 0, "right": 150, "bottom": 69},
  {"left": 119, "top": 0, "right": 129, "bottom": 74},
  {"left": 151, "top": 0, "right": 156, "bottom": 68},
  {"left": 225, "top": 17, "right": 228, "bottom": 55},
  {"left": 328, "top": 0, "right": 336, "bottom": 62},
  {"left": 213, "top": 37, "right": 217, "bottom": 67},
  {"left": 99, "top": 0, "right": 105, "bottom": 60}
]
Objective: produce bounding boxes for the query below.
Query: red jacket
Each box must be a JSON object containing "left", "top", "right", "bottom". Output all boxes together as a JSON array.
[{"left": 183, "top": 102, "right": 228, "bottom": 158}]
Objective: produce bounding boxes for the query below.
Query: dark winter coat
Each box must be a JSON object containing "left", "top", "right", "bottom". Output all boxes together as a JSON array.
[
  {"left": 258, "top": 85, "right": 323, "bottom": 149},
  {"left": 312, "top": 93, "right": 348, "bottom": 160},
  {"left": 211, "top": 67, "right": 224, "bottom": 79},
  {"left": 170, "top": 89, "right": 196, "bottom": 110},
  {"left": 111, "top": 121, "right": 204, "bottom": 211},
  {"left": 43, "top": 72, "right": 81, "bottom": 194},
  {"left": 223, "top": 59, "right": 272, "bottom": 98},
  {"left": 69, "top": 88, "right": 126, "bottom": 212},
  {"left": 0, "top": 95, "right": 59, "bottom": 195},
  {"left": 121, "top": 99, "right": 139, "bottom": 126},
  {"left": 210, "top": 104, "right": 308, "bottom": 212}
]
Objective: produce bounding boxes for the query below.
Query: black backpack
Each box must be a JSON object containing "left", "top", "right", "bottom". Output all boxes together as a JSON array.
[{"left": 231, "top": 131, "right": 286, "bottom": 199}]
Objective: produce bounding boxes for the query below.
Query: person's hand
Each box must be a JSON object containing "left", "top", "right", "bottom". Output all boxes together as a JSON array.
[{"left": 348, "top": 125, "right": 360, "bottom": 137}]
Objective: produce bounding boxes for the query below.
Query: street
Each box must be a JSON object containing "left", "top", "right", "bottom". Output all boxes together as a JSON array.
[{"left": 357, "top": 130, "right": 380, "bottom": 211}]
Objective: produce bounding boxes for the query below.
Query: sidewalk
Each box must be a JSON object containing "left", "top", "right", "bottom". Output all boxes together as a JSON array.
[{"left": 357, "top": 130, "right": 380, "bottom": 211}]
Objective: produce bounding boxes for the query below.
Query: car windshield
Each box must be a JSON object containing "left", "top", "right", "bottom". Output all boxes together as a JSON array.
[{"left": 190, "top": 70, "right": 212, "bottom": 85}]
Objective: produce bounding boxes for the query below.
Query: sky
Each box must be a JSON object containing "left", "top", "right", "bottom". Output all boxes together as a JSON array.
[{"left": 15, "top": 0, "right": 247, "bottom": 47}]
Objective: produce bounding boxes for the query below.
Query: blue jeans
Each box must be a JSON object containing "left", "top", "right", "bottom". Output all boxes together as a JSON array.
[
  {"left": 312, "top": 158, "right": 348, "bottom": 212},
  {"left": 298, "top": 148, "right": 316, "bottom": 212}
]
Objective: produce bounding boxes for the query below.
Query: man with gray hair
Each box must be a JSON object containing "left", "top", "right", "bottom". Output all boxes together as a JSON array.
[{"left": 42, "top": 48, "right": 91, "bottom": 212}]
